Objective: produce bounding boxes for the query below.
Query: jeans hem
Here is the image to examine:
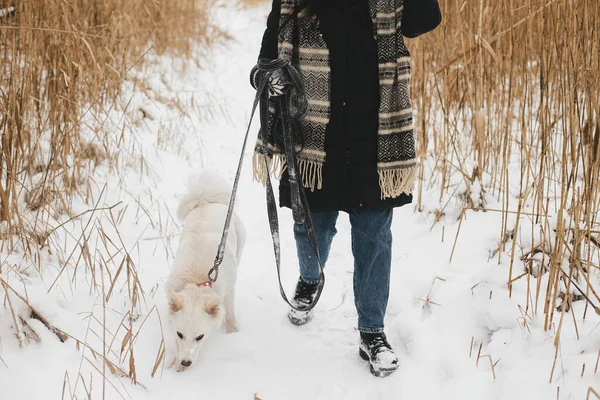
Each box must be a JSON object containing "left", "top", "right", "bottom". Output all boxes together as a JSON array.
[
  {"left": 358, "top": 327, "right": 385, "bottom": 334},
  {"left": 300, "top": 277, "right": 319, "bottom": 285}
]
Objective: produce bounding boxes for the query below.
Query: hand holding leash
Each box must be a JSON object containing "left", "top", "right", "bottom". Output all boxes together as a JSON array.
[{"left": 250, "top": 60, "right": 291, "bottom": 97}]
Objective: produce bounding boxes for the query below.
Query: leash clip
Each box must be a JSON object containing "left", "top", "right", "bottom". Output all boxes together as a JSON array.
[{"left": 208, "top": 261, "right": 220, "bottom": 284}]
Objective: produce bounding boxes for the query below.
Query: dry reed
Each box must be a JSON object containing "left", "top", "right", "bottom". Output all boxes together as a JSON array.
[
  {"left": 0, "top": 0, "right": 222, "bottom": 254},
  {"left": 410, "top": 0, "right": 599, "bottom": 355},
  {"left": 0, "top": 0, "right": 222, "bottom": 395},
  {"left": 1, "top": 0, "right": 598, "bottom": 393}
]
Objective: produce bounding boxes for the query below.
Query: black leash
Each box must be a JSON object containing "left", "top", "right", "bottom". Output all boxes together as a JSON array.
[{"left": 209, "top": 58, "right": 325, "bottom": 312}]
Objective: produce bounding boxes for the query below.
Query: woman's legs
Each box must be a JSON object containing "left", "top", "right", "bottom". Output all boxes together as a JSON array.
[
  {"left": 349, "top": 208, "right": 398, "bottom": 377},
  {"left": 293, "top": 211, "right": 340, "bottom": 284},
  {"left": 289, "top": 211, "right": 340, "bottom": 325},
  {"left": 292, "top": 207, "right": 393, "bottom": 328},
  {"left": 292, "top": 207, "right": 398, "bottom": 376},
  {"left": 349, "top": 208, "right": 393, "bottom": 333}
]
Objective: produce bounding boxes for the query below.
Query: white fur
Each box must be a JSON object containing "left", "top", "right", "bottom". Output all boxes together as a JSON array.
[{"left": 166, "top": 171, "right": 245, "bottom": 372}]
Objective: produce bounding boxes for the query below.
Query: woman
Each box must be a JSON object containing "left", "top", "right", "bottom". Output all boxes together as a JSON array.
[{"left": 251, "top": 0, "right": 417, "bottom": 378}]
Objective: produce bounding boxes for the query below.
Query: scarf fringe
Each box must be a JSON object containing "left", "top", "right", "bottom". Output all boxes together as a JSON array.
[
  {"left": 378, "top": 166, "right": 417, "bottom": 199},
  {"left": 252, "top": 152, "right": 324, "bottom": 192},
  {"left": 298, "top": 158, "right": 323, "bottom": 191},
  {"left": 252, "top": 152, "right": 286, "bottom": 185},
  {"left": 255, "top": 151, "right": 417, "bottom": 199}
]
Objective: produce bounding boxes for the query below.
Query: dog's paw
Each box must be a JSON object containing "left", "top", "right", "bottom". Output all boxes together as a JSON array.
[
  {"left": 176, "top": 364, "right": 189, "bottom": 373},
  {"left": 225, "top": 323, "right": 238, "bottom": 333}
]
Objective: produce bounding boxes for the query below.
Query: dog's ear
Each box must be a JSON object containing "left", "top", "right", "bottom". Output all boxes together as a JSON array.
[
  {"left": 168, "top": 291, "right": 185, "bottom": 314},
  {"left": 204, "top": 294, "right": 221, "bottom": 318}
]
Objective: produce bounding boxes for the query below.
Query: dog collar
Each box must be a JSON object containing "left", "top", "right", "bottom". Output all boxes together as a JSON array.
[{"left": 197, "top": 281, "right": 212, "bottom": 288}]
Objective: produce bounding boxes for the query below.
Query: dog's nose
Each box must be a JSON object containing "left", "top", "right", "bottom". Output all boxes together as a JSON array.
[{"left": 181, "top": 360, "right": 192, "bottom": 367}]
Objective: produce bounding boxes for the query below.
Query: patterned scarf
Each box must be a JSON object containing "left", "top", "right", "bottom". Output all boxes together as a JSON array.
[{"left": 253, "top": 0, "right": 417, "bottom": 199}]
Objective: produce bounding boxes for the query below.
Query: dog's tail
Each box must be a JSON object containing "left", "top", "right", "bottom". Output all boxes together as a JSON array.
[{"left": 176, "top": 171, "right": 232, "bottom": 222}]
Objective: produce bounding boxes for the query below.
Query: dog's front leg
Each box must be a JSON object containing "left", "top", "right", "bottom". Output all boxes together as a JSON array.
[{"left": 224, "top": 290, "right": 238, "bottom": 333}]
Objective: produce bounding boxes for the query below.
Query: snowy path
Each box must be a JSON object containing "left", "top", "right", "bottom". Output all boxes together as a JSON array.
[{"left": 0, "top": 4, "right": 597, "bottom": 400}]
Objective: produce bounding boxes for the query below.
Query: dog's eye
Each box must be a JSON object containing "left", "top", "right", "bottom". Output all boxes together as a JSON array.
[
  {"left": 195, "top": 334, "right": 204, "bottom": 341},
  {"left": 177, "top": 331, "right": 184, "bottom": 339}
]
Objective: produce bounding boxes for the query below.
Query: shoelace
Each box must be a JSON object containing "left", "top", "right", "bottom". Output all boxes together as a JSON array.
[{"left": 368, "top": 335, "right": 392, "bottom": 355}]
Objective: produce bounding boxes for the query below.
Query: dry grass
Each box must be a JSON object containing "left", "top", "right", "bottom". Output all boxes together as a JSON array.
[
  {"left": 0, "top": 0, "right": 597, "bottom": 394},
  {"left": 0, "top": 0, "right": 222, "bottom": 254},
  {"left": 411, "top": 0, "right": 599, "bottom": 352},
  {"left": 0, "top": 0, "right": 221, "bottom": 395},
  {"left": 237, "top": 0, "right": 268, "bottom": 8}
]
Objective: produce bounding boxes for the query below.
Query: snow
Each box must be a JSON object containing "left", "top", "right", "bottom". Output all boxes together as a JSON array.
[{"left": 0, "top": 3, "right": 599, "bottom": 400}]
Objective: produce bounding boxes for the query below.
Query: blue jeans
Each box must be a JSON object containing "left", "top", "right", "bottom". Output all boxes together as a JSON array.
[{"left": 293, "top": 209, "right": 393, "bottom": 333}]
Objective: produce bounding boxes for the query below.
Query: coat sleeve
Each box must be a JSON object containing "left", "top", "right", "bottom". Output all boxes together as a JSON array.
[
  {"left": 258, "top": 0, "right": 281, "bottom": 61},
  {"left": 401, "top": 0, "right": 442, "bottom": 38}
]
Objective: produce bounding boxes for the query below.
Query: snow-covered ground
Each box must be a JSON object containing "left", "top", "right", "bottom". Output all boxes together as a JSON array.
[{"left": 1, "top": 4, "right": 598, "bottom": 400}]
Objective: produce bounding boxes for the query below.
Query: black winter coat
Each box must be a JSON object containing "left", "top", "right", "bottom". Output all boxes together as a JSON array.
[{"left": 258, "top": 0, "right": 412, "bottom": 213}]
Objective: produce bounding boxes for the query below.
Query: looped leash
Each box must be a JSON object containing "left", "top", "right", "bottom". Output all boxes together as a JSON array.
[
  {"left": 207, "top": 63, "right": 270, "bottom": 284},
  {"left": 209, "top": 58, "right": 325, "bottom": 312}
]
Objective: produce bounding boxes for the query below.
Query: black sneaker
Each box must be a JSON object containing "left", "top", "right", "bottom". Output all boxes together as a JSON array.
[
  {"left": 287, "top": 277, "right": 319, "bottom": 326},
  {"left": 359, "top": 332, "right": 399, "bottom": 377}
]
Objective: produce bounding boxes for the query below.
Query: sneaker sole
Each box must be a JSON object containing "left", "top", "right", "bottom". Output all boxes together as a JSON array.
[
  {"left": 287, "top": 310, "right": 313, "bottom": 326},
  {"left": 359, "top": 348, "right": 398, "bottom": 378}
]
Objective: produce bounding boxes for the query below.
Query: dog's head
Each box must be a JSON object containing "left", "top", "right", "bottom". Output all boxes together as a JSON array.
[{"left": 167, "top": 284, "right": 223, "bottom": 371}]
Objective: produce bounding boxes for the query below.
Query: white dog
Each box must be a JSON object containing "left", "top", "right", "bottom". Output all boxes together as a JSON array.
[{"left": 166, "top": 172, "right": 245, "bottom": 372}]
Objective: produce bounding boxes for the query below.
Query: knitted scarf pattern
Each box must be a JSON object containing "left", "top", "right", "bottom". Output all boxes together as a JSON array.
[{"left": 253, "top": 0, "right": 417, "bottom": 199}]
